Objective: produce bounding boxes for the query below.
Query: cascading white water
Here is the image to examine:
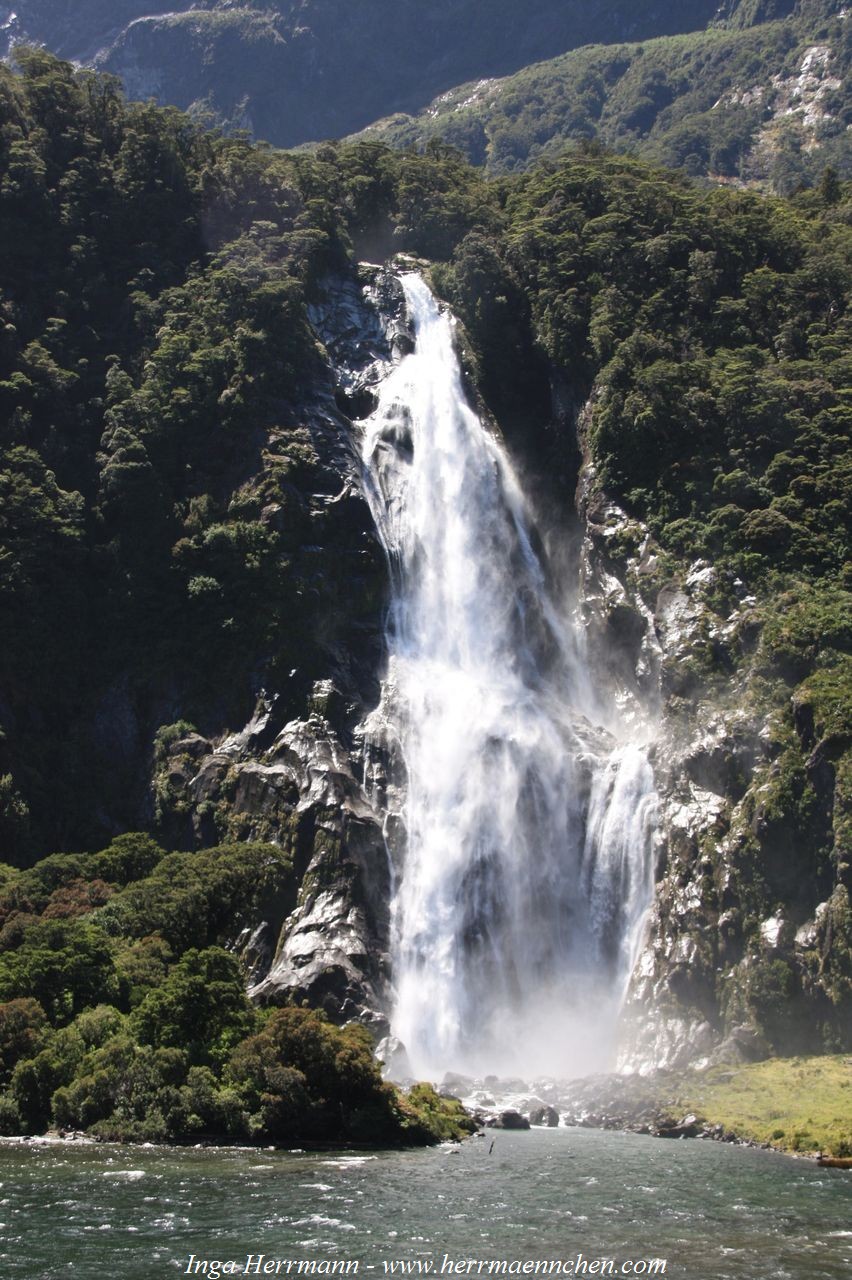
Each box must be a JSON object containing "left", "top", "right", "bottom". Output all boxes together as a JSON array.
[{"left": 361, "top": 274, "right": 657, "bottom": 1080}]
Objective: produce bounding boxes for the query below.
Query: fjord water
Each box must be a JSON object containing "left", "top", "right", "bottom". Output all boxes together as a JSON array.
[
  {"left": 360, "top": 276, "right": 657, "bottom": 1079},
  {"left": 2, "top": 1131, "right": 850, "bottom": 1280}
]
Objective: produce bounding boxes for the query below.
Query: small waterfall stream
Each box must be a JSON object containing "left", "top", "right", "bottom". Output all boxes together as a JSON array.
[{"left": 360, "top": 274, "right": 657, "bottom": 1080}]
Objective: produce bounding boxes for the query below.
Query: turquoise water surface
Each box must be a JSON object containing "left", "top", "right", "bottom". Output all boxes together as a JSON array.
[{"left": 1, "top": 1128, "right": 849, "bottom": 1280}]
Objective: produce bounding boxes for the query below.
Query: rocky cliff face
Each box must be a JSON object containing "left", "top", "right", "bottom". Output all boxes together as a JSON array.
[
  {"left": 126, "top": 266, "right": 848, "bottom": 1070},
  {"left": 575, "top": 408, "right": 849, "bottom": 1069},
  {"left": 148, "top": 268, "right": 413, "bottom": 1038}
]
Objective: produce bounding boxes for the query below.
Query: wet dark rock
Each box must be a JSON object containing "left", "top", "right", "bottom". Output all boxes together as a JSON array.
[
  {"left": 529, "top": 1105, "right": 560, "bottom": 1127},
  {"left": 657, "top": 1114, "right": 700, "bottom": 1139},
  {"left": 606, "top": 601, "right": 647, "bottom": 652},
  {"left": 335, "top": 386, "right": 378, "bottom": 420},
  {"left": 233, "top": 922, "right": 276, "bottom": 987},
  {"left": 392, "top": 332, "right": 416, "bottom": 357},
  {"left": 493, "top": 1110, "right": 531, "bottom": 1130}
]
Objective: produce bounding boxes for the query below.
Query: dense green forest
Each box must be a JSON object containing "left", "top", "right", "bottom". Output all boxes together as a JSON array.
[
  {"left": 0, "top": 832, "right": 474, "bottom": 1140},
  {"left": 0, "top": 51, "right": 849, "bottom": 1134},
  {"left": 356, "top": 0, "right": 850, "bottom": 192}
]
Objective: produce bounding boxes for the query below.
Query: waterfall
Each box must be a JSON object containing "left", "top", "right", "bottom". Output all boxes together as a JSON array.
[{"left": 360, "top": 273, "right": 657, "bottom": 1080}]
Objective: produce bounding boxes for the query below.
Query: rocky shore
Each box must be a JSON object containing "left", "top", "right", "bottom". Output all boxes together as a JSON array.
[
  {"left": 437, "top": 1054, "right": 852, "bottom": 1159},
  {"left": 444, "top": 1070, "right": 741, "bottom": 1143}
]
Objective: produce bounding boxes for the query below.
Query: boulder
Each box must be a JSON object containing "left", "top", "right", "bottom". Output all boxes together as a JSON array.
[
  {"left": 528, "top": 1105, "right": 560, "bottom": 1128},
  {"left": 493, "top": 1110, "right": 530, "bottom": 1130},
  {"left": 376, "top": 1035, "right": 413, "bottom": 1082},
  {"left": 656, "top": 1113, "right": 700, "bottom": 1139}
]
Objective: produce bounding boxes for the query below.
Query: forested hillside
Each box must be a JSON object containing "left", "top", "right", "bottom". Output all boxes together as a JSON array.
[
  {"left": 0, "top": 0, "right": 723, "bottom": 146},
  {"left": 357, "top": 0, "right": 851, "bottom": 192},
  {"left": 3, "top": 1, "right": 848, "bottom": 189},
  {"left": 0, "top": 53, "right": 849, "bottom": 1135}
]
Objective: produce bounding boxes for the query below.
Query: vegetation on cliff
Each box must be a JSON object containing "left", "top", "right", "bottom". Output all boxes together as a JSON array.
[
  {"left": 0, "top": 52, "right": 849, "bottom": 1082},
  {"left": 0, "top": 47, "right": 383, "bottom": 862},
  {"left": 429, "top": 143, "right": 851, "bottom": 1055}
]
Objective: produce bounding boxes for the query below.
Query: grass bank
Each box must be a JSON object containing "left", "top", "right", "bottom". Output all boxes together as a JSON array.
[{"left": 678, "top": 1055, "right": 852, "bottom": 1157}]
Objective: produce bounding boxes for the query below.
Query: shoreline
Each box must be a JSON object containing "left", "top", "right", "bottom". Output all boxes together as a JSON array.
[
  {"left": 0, "top": 1120, "right": 840, "bottom": 1168},
  {"left": 454, "top": 1053, "right": 852, "bottom": 1161},
  {"left": 2, "top": 1055, "right": 848, "bottom": 1164}
]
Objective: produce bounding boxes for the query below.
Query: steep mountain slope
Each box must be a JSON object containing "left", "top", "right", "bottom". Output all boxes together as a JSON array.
[
  {"left": 2, "top": 0, "right": 724, "bottom": 146},
  {"left": 0, "top": 57, "right": 849, "bottom": 1108},
  {"left": 0, "top": 2, "right": 192, "bottom": 62},
  {"left": 715, "top": 0, "right": 798, "bottom": 24},
  {"left": 354, "top": 0, "right": 850, "bottom": 191}
]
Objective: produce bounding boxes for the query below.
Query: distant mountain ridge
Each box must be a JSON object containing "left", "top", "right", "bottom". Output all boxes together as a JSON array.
[
  {"left": 2, "top": 1, "right": 730, "bottom": 146},
  {"left": 0, "top": 2, "right": 189, "bottom": 63},
  {"left": 353, "top": 0, "right": 850, "bottom": 191}
]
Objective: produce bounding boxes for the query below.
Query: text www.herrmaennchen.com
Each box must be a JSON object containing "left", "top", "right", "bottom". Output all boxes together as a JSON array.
[{"left": 183, "top": 1256, "right": 667, "bottom": 1277}]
